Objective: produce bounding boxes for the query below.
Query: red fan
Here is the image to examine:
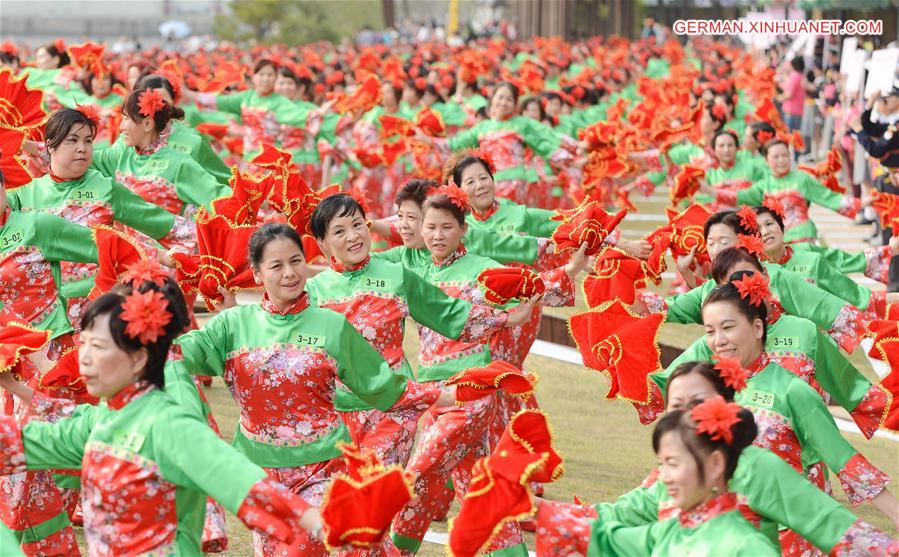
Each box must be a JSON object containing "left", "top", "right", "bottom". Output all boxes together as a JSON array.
[
  {"left": 568, "top": 301, "right": 664, "bottom": 404},
  {"left": 582, "top": 149, "right": 634, "bottom": 187},
  {"left": 415, "top": 107, "right": 445, "bottom": 137},
  {"left": 251, "top": 143, "right": 298, "bottom": 175},
  {"left": 196, "top": 123, "right": 230, "bottom": 141},
  {"left": 642, "top": 232, "right": 670, "bottom": 283},
  {"left": 445, "top": 360, "right": 538, "bottom": 402},
  {"left": 494, "top": 409, "right": 564, "bottom": 483},
  {"left": 172, "top": 209, "right": 260, "bottom": 310},
  {"left": 552, "top": 202, "right": 627, "bottom": 256},
  {"left": 88, "top": 226, "right": 151, "bottom": 299},
  {"left": 871, "top": 191, "right": 899, "bottom": 231},
  {"left": 379, "top": 114, "right": 414, "bottom": 139},
  {"left": 670, "top": 165, "right": 706, "bottom": 205},
  {"left": 67, "top": 42, "right": 105, "bottom": 71},
  {"left": 37, "top": 348, "right": 97, "bottom": 405},
  {"left": 667, "top": 204, "right": 712, "bottom": 265},
  {"left": 210, "top": 168, "right": 272, "bottom": 226},
  {"left": 859, "top": 332, "right": 899, "bottom": 432},
  {"left": 477, "top": 267, "right": 545, "bottom": 306},
  {"left": 333, "top": 75, "right": 382, "bottom": 114},
  {"left": 651, "top": 101, "right": 704, "bottom": 150},
  {"left": 448, "top": 451, "right": 545, "bottom": 557},
  {"left": 0, "top": 321, "right": 51, "bottom": 374},
  {"left": 583, "top": 248, "right": 646, "bottom": 307},
  {"left": 0, "top": 127, "right": 33, "bottom": 188},
  {"left": 0, "top": 70, "right": 47, "bottom": 131},
  {"left": 321, "top": 445, "right": 414, "bottom": 551}
]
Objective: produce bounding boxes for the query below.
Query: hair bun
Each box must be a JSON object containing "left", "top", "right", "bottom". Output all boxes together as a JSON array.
[{"left": 731, "top": 408, "right": 758, "bottom": 451}]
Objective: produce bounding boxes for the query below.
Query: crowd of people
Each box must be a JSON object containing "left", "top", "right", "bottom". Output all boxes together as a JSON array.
[{"left": 0, "top": 21, "right": 897, "bottom": 557}]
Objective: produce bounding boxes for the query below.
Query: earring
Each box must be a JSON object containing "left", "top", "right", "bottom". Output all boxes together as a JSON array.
[{"left": 711, "top": 486, "right": 719, "bottom": 495}]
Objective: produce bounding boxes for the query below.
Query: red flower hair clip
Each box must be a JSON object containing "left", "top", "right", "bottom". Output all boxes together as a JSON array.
[
  {"left": 75, "top": 103, "right": 101, "bottom": 131},
  {"left": 762, "top": 197, "right": 785, "bottom": 219},
  {"left": 414, "top": 77, "right": 427, "bottom": 91},
  {"left": 467, "top": 148, "right": 496, "bottom": 175},
  {"left": 138, "top": 89, "right": 166, "bottom": 119},
  {"left": 732, "top": 272, "right": 770, "bottom": 307},
  {"left": 714, "top": 357, "right": 748, "bottom": 392},
  {"left": 345, "top": 187, "right": 371, "bottom": 215},
  {"left": 122, "top": 259, "right": 169, "bottom": 288},
  {"left": 736, "top": 206, "right": 758, "bottom": 234},
  {"left": 120, "top": 290, "right": 172, "bottom": 345},
  {"left": 710, "top": 101, "right": 727, "bottom": 121},
  {"left": 691, "top": 395, "right": 743, "bottom": 445},
  {"left": 755, "top": 129, "right": 774, "bottom": 145},
  {"left": 432, "top": 185, "right": 470, "bottom": 211},
  {"left": 736, "top": 234, "right": 767, "bottom": 260},
  {"left": 53, "top": 38, "right": 65, "bottom": 54}
]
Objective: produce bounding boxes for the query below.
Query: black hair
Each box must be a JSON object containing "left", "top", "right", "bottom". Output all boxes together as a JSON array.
[
  {"left": 395, "top": 179, "right": 437, "bottom": 209},
  {"left": 423, "top": 83, "right": 445, "bottom": 104},
  {"left": 761, "top": 138, "right": 789, "bottom": 158},
  {"left": 491, "top": 81, "right": 520, "bottom": 106},
  {"left": 80, "top": 277, "right": 188, "bottom": 390},
  {"left": 753, "top": 205, "right": 784, "bottom": 232},
  {"left": 248, "top": 223, "right": 305, "bottom": 268},
  {"left": 749, "top": 121, "right": 776, "bottom": 141},
  {"left": 277, "top": 67, "right": 299, "bottom": 86},
  {"left": 790, "top": 56, "right": 805, "bottom": 73},
  {"left": 652, "top": 403, "right": 757, "bottom": 483},
  {"left": 0, "top": 168, "right": 6, "bottom": 187},
  {"left": 665, "top": 361, "right": 736, "bottom": 403},
  {"left": 448, "top": 153, "right": 493, "bottom": 189},
  {"left": 422, "top": 193, "right": 467, "bottom": 225},
  {"left": 712, "top": 129, "right": 739, "bottom": 149},
  {"left": 475, "top": 106, "right": 488, "bottom": 119},
  {"left": 41, "top": 43, "right": 70, "bottom": 67},
  {"left": 253, "top": 59, "right": 277, "bottom": 75},
  {"left": 0, "top": 52, "right": 19, "bottom": 67},
  {"left": 711, "top": 247, "right": 765, "bottom": 284},
  {"left": 45, "top": 108, "right": 98, "bottom": 150},
  {"left": 309, "top": 194, "right": 366, "bottom": 240},
  {"left": 520, "top": 96, "right": 546, "bottom": 121},
  {"left": 703, "top": 210, "right": 750, "bottom": 241},
  {"left": 123, "top": 89, "right": 185, "bottom": 133},
  {"left": 702, "top": 278, "right": 768, "bottom": 344},
  {"left": 134, "top": 74, "right": 177, "bottom": 104}
]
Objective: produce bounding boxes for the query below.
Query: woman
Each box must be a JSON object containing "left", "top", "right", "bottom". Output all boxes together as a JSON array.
[
  {"left": 707, "top": 139, "right": 858, "bottom": 242},
  {"left": 590, "top": 398, "right": 778, "bottom": 556},
  {"left": 169, "top": 223, "right": 450, "bottom": 556},
  {"left": 653, "top": 257, "right": 893, "bottom": 438},
  {"left": 127, "top": 74, "right": 231, "bottom": 186},
  {"left": 428, "top": 81, "right": 580, "bottom": 206},
  {"left": 694, "top": 130, "right": 767, "bottom": 210},
  {"left": 697, "top": 281, "right": 898, "bottom": 523},
  {"left": 0, "top": 278, "right": 324, "bottom": 556},
  {"left": 0, "top": 170, "right": 100, "bottom": 556},
  {"left": 389, "top": 190, "right": 582, "bottom": 555},
  {"left": 92, "top": 89, "right": 230, "bottom": 219},
  {"left": 23, "top": 41, "right": 75, "bottom": 111},
  {"left": 637, "top": 211, "right": 871, "bottom": 355},
  {"left": 306, "top": 193, "right": 534, "bottom": 467},
  {"left": 755, "top": 204, "right": 897, "bottom": 314},
  {"left": 536, "top": 361, "right": 898, "bottom": 557},
  {"left": 185, "top": 59, "right": 316, "bottom": 159}
]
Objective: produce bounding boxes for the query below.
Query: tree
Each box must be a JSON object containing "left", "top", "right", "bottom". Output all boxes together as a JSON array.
[{"left": 213, "top": 0, "right": 383, "bottom": 45}]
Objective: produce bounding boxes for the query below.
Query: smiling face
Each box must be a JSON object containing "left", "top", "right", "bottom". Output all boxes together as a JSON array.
[
  {"left": 317, "top": 208, "right": 371, "bottom": 267},
  {"left": 35, "top": 46, "right": 59, "bottom": 69},
  {"left": 713, "top": 133, "right": 737, "bottom": 165},
  {"left": 658, "top": 431, "right": 709, "bottom": 511},
  {"left": 522, "top": 100, "right": 542, "bottom": 121},
  {"left": 490, "top": 85, "right": 516, "bottom": 120},
  {"left": 459, "top": 161, "right": 495, "bottom": 213},
  {"left": 91, "top": 74, "right": 112, "bottom": 97},
  {"left": 422, "top": 207, "right": 466, "bottom": 261},
  {"left": 757, "top": 212, "right": 784, "bottom": 254},
  {"left": 765, "top": 143, "right": 792, "bottom": 177},
  {"left": 397, "top": 200, "right": 426, "bottom": 249},
  {"left": 274, "top": 74, "right": 298, "bottom": 100},
  {"left": 79, "top": 313, "right": 146, "bottom": 398},
  {"left": 705, "top": 223, "right": 738, "bottom": 261},
  {"left": 49, "top": 122, "right": 94, "bottom": 180},
  {"left": 252, "top": 237, "right": 307, "bottom": 307},
  {"left": 252, "top": 64, "right": 276, "bottom": 95},
  {"left": 119, "top": 111, "right": 154, "bottom": 148},
  {"left": 666, "top": 372, "right": 718, "bottom": 412},
  {"left": 702, "top": 300, "right": 764, "bottom": 367}
]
